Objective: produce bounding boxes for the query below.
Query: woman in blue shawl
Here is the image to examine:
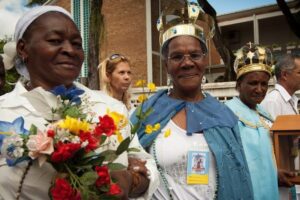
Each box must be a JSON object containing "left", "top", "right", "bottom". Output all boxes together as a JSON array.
[{"left": 131, "top": 1, "right": 253, "bottom": 199}]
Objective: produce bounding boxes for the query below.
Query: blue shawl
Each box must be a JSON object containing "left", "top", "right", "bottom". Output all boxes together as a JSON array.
[
  {"left": 131, "top": 89, "right": 238, "bottom": 148},
  {"left": 130, "top": 90, "right": 254, "bottom": 200}
]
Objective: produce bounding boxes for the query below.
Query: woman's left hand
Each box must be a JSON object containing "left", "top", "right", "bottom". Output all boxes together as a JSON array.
[
  {"left": 110, "top": 170, "right": 133, "bottom": 200},
  {"left": 278, "top": 169, "right": 296, "bottom": 187}
]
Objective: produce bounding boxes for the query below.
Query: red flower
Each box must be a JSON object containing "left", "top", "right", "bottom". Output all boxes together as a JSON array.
[
  {"left": 79, "top": 130, "right": 99, "bottom": 152},
  {"left": 50, "top": 178, "right": 81, "bottom": 200},
  {"left": 94, "top": 115, "right": 116, "bottom": 137},
  {"left": 51, "top": 142, "right": 81, "bottom": 163},
  {"left": 47, "top": 129, "right": 55, "bottom": 138},
  {"left": 107, "top": 183, "right": 122, "bottom": 195},
  {"left": 95, "top": 166, "right": 110, "bottom": 187}
]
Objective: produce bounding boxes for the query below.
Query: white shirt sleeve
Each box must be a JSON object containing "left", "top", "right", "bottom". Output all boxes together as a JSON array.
[
  {"left": 261, "top": 97, "right": 282, "bottom": 120},
  {"left": 128, "top": 134, "right": 160, "bottom": 200}
]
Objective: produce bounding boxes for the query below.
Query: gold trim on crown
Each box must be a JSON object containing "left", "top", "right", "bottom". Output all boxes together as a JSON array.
[
  {"left": 161, "top": 24, "right": 204, "bottom": 46},
  {"left": 236, "top": 63, "right": 272, "bottom": 80}
]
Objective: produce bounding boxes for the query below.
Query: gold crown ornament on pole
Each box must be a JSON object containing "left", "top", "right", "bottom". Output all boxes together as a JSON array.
[
  {"left": 157, "top": 0, "right": 215, "bottom": 50},
  {"left": 234, "top": 42, "right": 273, "bottom": 80}
]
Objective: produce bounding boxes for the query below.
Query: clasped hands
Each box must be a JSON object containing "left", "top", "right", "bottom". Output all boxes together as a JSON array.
[{"left": 111, "top": 157, "right": 150, "bottom": 200}]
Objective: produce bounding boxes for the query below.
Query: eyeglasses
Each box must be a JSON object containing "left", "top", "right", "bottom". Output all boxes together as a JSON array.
[
  {"left": 109, "top": 53, "right": 127, "bottom": 61},
  {"left": 168, "top": 53, "right": 206, "bottom": 64}
]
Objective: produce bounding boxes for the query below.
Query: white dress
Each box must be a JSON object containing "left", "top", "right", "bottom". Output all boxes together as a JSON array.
[
  {"left": 0, "top": 81, "right": 159, "bottom": 200},
  {"left": 149, "top": 120, "right": 217, "bottom": 200}
]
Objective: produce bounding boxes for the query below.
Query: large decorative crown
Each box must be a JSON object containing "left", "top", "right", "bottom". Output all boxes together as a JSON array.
[
  {"left": 157, "top": 0, "right": 214, "bottom": 49},
  {"left": 234, "top": 42, "right": 273, "bottom": 79}
]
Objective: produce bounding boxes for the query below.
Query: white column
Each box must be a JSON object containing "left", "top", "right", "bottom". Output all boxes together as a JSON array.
[
  {"left": 253, "top": 14, "right": 259, "bottom": 44},
  {"left": 145, "top": 0, "right": 153, "bottom": 83}
]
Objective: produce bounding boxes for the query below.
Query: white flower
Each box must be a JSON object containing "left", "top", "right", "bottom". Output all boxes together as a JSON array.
[
  {"left": 12, "top": 135, "right": 24, "bottom": 147},
  {"left": 55, "top": 128, "right": 70, "bottom": 140},
  {"left": 63, "top": 99, "right": 70, "bottom": 104},
  {"left": 13, "top": 147, "right": 24, "bottom": 158},
  {"left": 71, "top": 136, "right": 81, "bottom": 144},
  {"left": 81, "top": 141, "right": 89, "bottom": 148},
  {"left": 1, "top": 134, "right": 24, "bottom": 159}
]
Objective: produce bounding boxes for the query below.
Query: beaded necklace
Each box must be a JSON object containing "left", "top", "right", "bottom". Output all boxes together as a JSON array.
[{"left": 152, "top": 139, "right": 174, "bottom": 200}]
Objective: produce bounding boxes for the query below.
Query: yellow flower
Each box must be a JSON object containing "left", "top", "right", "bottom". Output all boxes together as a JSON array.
[
  {"left": 137, "top": 94, "right": 148, "bottom": 103},
  {"left": 145, "top": 124, "right": 153, "bottom": 134},
  {"left": 147, "top": 82, "right": 156, "bottom": 92},
  {"left": 153, "top": 123, "right": 160, "bottom": 131},
  {"left": 107, "top": 110, "right": 128, "bottom": 130},
  {"left": 135, "top": 79, "right": 146, "bottom": 87},
  {"left": 58, "top": 116, "right": 89, "bottom": 135},
  {"left": 164, "top": 129, "right": 171, "bottom": 138},
  {"left": 115, "top": 131, "right": 124, "bottom": 143},
  {"left": 0, "top": 132, "right": 13, "bottom": 136}
]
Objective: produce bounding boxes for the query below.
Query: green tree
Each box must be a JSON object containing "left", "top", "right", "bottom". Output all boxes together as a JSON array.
[
  {"left": 87, "top": 0, "right": 103, "bottom": 90},
  {"left": 27, "top": 0, "right": 47, "bottom": 7}
]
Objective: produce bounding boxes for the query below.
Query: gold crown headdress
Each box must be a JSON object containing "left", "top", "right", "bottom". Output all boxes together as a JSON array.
[
  {"left": 157, "top": 0, "right": 215, "bottom": 50},
  {"left": 234, "top": 42, "right": 273, "bottom": 80}
]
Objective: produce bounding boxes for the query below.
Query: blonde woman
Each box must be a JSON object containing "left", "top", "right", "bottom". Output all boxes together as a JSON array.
[{"left": 99, "top": 54, "right": 132, "bottom": 110}]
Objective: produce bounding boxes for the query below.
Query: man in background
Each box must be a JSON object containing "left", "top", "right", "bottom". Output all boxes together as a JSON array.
[
  {"left": 261, "top": 54, "right": 300, "bottom": 200},
  {"left": 261, "top": 54, "right": 300, "bottom": 117}
]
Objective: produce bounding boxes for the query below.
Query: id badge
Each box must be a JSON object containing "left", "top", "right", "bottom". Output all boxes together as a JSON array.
[{"left": 186, "top": 150, "right": 209, "bottom": 184}]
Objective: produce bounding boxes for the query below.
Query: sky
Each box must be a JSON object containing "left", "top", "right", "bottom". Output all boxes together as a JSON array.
[
  {"left": 0, "top": 0, "right": 28, "bottom": 39},
  {"left": 0, "top": 0, "right": 278, "bottom": 39}
]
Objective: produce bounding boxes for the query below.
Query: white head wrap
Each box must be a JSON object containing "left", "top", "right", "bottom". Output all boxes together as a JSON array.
[{"left": 2, "top": 5, "right": 73, "bottom": 80}]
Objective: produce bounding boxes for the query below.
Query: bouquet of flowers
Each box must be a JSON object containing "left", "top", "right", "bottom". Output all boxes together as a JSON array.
[{"left": 0, "top": 85, "right": 132, "bottom": 200}]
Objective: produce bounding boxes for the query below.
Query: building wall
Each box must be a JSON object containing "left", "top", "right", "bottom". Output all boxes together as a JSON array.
[
  {"left": 51, "top": 0, "right": 70, "bottom": 11},
  {"left": 101, "top": 0, "right": 147, "bottom": 85}
]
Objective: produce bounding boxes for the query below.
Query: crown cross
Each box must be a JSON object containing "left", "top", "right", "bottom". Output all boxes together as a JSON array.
[{"left": 247, "top": 41, "right": 253, "bottom": 49}]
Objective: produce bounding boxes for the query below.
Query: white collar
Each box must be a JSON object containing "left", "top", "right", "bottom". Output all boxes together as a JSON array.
[
  {"left": 274, "top": 83, "right": 298, "bottom": 104},
  {"left": 0, "top": 81, "right": 36, "bottom": 112}
]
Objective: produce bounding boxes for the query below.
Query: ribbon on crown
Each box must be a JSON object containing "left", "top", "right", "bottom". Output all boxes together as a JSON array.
[
  {"left": 234, "top": 42, "right": 273, "bottom": 80},
  {"left": 157, "top": 0, "right": 215, "bottom": 50}
]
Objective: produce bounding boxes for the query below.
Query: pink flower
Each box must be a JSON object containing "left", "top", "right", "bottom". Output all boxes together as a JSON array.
[{"left": 26, "top": 131, "right": 54, "bottom": 166}]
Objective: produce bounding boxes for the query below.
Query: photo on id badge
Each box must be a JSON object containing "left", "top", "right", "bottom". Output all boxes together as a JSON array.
[
  {"left": 187, "top": 151, "right": 209, "bottom": 184},
  {"left": 187, "top": 151, "right": 209, "bottom": 175}
]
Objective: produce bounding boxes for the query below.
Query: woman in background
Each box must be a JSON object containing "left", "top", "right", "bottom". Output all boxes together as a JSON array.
[
  {"left": 225, "top": 43, "right": 293, "bottom": 200},
  {"left": 98, "top": 54, "right": 132, "bottom": 110}
]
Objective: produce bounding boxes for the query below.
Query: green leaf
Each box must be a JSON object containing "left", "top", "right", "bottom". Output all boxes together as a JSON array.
[
  {"left": 142, "top": 107, "right": 154, "bottom": 120},
  {"left": 99, "top": 194, "right": 119, "bottom": 200},
  {"left": 29, "top": 125, "right": 38, "bottom": 135},
  {"left": 135, "top": 106, "right": 143, "bottom": 119},
  {"left": 100, "top": 135, "right": 107, "bottom": 145},
  {"left": 127, "top": 147, "right": 140, "bottom": 152},
  {"left": 100, "top": 150, "right": 118, "bottom": 162},
  {"left": 107, "top": 163, "right": 126, "bottom": 171},
  {"left": 82, "top": 151, "right": 96, "bottom": 159},
  {"left": 88, "top": 156, "right": 105, "bottom": 166},
  {"left": 62, "top": 106, "right": 86, "bottom": 119},
  {"left": 131, "top": 122, "right": 140, "bottom": 135},
  {"left": 116, "top": 137, "right": 130, "bottom": 155},
  {"left": 79, "top": 171, "right": 98, "bottom": 186}
]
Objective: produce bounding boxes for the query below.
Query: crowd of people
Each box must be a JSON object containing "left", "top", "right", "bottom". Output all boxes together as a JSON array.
[{"left": 0, "top": 1, "right": 300, "bottom": 200}]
